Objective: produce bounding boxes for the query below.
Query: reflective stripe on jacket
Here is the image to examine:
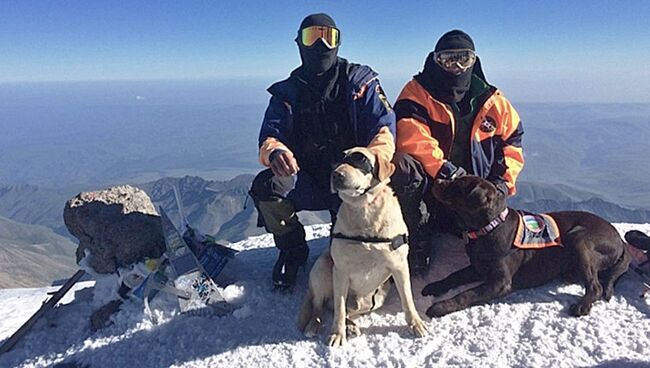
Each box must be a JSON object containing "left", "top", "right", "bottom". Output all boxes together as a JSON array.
[{"left": 395, "top": 78, "right": 524, "bottom": 195}]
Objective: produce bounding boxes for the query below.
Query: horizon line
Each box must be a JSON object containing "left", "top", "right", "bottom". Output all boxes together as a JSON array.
[{"left": 1, "top": 78, "right": 649, "bottom": 105}]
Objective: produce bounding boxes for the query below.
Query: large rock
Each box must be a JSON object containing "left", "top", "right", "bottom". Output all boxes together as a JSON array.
[{"left": 64, "top": 185, "right": 166, "bottom": 273}]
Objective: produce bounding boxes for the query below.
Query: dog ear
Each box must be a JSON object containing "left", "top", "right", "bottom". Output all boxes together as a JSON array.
[{"left": 375, "top": 155, "right": 396, "bottom": 181}]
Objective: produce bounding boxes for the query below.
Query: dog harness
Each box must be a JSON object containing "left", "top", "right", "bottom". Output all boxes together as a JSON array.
[
  {"left": 331, "top": 233, "right": 409, "bottom": 250},
  {"left": 513, "top": 210, "right": 562, "bottom": 249},
  {"left": 465, "top": 208, "right": 563, "bottom": 250}
]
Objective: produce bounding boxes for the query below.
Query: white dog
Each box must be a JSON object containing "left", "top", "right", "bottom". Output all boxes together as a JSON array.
[{"left": 297, "top": 147, "right": 427, "bottom": 347}]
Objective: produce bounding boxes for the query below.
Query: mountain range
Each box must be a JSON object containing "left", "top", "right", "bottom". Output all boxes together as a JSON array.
[
  {"left": 2, "top": 102, "right": 650, "bottom": 207},
  {"left": 2, "top": 174, "right": 650, "bottom": 288},
  {"left": 0, "top": 215, "right": 77, "bottom": 288},
  {"left": 0, "top": 175, "right": 330, "bottom": 288}
]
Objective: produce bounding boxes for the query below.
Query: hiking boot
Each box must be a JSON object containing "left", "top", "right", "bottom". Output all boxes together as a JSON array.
[
  {"left": 408, "top": 241, "right": 431, "bottom": 277},
  {"left": 272, "top": 244, "right": 309, "bottom": 290}
]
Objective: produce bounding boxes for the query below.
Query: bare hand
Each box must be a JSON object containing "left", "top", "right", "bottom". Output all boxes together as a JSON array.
[{"left": 270, "top": 150, "right": 300, "bottom": 177}]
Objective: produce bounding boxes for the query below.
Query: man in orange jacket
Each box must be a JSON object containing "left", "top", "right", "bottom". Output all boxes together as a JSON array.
[{"left": 391, "top": 30, "right": 524, "bottom": 275}]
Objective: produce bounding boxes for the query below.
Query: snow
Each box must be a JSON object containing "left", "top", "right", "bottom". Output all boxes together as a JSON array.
[{"left": 1, "top": 223, "right": 650, "bottom": 368}]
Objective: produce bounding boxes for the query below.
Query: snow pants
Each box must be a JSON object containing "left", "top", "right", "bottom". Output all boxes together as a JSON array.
[{"left": 249, "top": 169, "right": 340, "bottom": 252}]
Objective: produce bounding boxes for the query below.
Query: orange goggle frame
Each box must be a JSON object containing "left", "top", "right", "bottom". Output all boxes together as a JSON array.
[
  {"left": 298, "top": 26, "right": 340, "bottom": 49},
  {"left": 434, "top": 49, "right": 477, "bottom": 74}
]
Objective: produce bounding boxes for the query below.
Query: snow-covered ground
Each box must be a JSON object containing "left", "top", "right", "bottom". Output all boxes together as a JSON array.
[{"left": 1, "top": 223, "right": 650, "bottom": 368}]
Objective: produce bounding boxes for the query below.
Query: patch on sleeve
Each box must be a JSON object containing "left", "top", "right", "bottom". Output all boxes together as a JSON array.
[
  {"left": 376, "top": 85, "right": 393, "bottom": 112},
  {"left": 514, "top": 211, "right": 562, "bottom": 249},
  {"left": 479, "top": 116, "right": 497, "bottom": 133}
]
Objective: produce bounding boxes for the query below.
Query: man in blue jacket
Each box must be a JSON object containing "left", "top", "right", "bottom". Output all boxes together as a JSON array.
[{"left": 249, "top": 13, "right": 396, "bottom": 289}]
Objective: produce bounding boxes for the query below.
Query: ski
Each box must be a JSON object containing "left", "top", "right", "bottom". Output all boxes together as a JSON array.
[
  {"left": 0, "top": 270, "right": 86, "bottom": 355},
  {"left": 158, "top": 204, "right": 237, "bottom": 316}
]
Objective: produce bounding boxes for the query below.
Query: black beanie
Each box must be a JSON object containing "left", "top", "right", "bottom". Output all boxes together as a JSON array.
[
  {"left": 434, "top": 29, "right": 475, "bottom": 52},
  {"left": 299, "top": 13, "right": 337, "bottom": 30}
]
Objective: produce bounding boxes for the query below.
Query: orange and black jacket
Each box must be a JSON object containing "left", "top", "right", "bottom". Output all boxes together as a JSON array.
[{"left": 394, "top": 76, "right": 524, "bottom": 195}]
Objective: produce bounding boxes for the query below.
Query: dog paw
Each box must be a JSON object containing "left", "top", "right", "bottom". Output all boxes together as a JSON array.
[
  {"left": 303, "top": 318, "right": 322, "bottom": 338},
  {"left": 328, "top": 332, "right": 347, "bottom": 347},
  {"left": 569, "top": 302, "right": 592, "bottom": 317},
  {"left": 409, "top": 317, "right": 428, "bottom": 337},
  {"left": 345, "top": 319, "right": 361, "bottom": 337},
  {"left": 422, "top": 281, "right": 448, "bottom": 297},
  {"left": 426, "top": 301, "right": 456, "bottom": 318},
  {"left": 602, "top": 287, "right": 614, "bottom": 302}
]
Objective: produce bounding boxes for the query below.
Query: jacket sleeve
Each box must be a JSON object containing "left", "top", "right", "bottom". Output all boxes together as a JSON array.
[
  {"left": 491, "top": 99, "right": 525, "bottom": 195},
  {"left": 394, "top": 94, "right": 457, "bottom": 179},
  {"left": 258, "top": 95, "right": 293, "bottom": 167},
  {"left": 395, "top": 116, "right": 447, "bottom": 178},
  {"left": 356, "top": 79, "right": 396, "bottom": 164}
]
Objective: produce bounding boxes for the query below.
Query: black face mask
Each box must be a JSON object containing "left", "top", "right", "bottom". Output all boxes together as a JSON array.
[
  {"left": 416, "top": 52, "right": 473, "bottom": 104},
  {"left": 299, "top": 40, "right": 339, "bottom": 75},
  {"left": 415, "top": 29, "right": 476, "bottom": 104}
]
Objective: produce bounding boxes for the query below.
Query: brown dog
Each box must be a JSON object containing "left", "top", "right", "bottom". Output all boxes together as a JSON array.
[{"left": 422, "top": 175, "right": 630, "bottom": 318}]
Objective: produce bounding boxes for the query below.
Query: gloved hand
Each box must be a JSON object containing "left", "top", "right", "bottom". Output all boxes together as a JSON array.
[
  {"left": 437, "top": 162, "right": 467, "bottom": 181},
  {"left": 269, "top": 149, "right": 300, "bottom": 177},
  {"left": 448, "top": 166, "right": 467, "bottom": 180}
]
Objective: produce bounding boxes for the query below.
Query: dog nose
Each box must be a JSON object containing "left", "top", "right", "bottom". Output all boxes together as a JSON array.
[{"left": 332, "top": 171, "right": 345, "bottom": 186}]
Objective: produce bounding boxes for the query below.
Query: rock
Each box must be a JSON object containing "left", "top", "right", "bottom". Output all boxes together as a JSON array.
[{"left": 64, "top": 185, "right": 166, "bottom": 273}]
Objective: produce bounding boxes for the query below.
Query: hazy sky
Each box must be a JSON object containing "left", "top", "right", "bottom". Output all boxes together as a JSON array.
[{"left": 1, "top": 0, "right": 649, "bottom": 103}]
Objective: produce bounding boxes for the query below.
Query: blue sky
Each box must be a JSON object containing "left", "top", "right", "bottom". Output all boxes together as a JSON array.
[{"left": 1, "top": 0, "right": 649, "bottom": 102}]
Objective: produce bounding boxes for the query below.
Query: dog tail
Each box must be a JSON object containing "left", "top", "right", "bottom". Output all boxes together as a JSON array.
[{"left": 297, "top": 288, "right": 314, "bottom": 334}]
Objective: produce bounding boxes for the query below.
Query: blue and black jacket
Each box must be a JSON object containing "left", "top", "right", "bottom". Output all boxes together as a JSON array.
[{"left": 258, "top": 58, "right": 396, "bottom": 171}]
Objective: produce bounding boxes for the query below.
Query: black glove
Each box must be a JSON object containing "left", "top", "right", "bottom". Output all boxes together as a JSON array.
[
  {"left": 449, "top": 166, "right": 467, "bottom": 180},
  {"left": 269, "top": 149, "right": 286, "bottom": 163},
  {"left": 437, "top": 162, "right": 467, "bottom": 181}
]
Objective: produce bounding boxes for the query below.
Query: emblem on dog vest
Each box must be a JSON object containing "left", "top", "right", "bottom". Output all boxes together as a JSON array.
[
  {"left": 514, "top": 211, "right": 562, "bottom": 249},
  {"left": 479, "top": 117, "right": 497, "bottom": 133},
  {"left": 524, "top": 214, "right": 545, "bottom": 233}
]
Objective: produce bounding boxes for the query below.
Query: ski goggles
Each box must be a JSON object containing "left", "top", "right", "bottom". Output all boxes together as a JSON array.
[
  {"left": 297, "top": 25, "right": 341, "bottom": 49},
  {"left": 434, "top": 49, "right": 477, "bottom": 74}
]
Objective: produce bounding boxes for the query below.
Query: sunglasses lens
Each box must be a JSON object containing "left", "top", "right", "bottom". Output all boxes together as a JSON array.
[
  {"left": 300, "top": 26, "right": 340, "bottom": 48},
  {"left": 346, "top": 152, "right": 365, "bottom": 165},
  {"left": 343, "top": 152, "right": 373, "bottom": 174},
  {"left": 435, "top": 49, "right": 476, "bottom": 73}
]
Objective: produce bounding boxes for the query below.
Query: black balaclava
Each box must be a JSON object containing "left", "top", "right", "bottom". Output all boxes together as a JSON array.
[
  {"left": 415, "top": 30, "right": 476, "bottom": 103},
  {"left": 297, "top": 13, "right": 339, "bottom": 76}
]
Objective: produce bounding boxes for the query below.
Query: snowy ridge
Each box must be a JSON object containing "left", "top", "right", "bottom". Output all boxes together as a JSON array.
[{"left": 1, "top": 223, "right": 649, "bottom": 368}]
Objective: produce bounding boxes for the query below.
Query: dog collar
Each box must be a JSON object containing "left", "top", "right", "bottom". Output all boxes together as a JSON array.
[
  {"left": 466, "top": 208, "right": 509, "bottom": 240},
  {"left": 332, "top": 233, "right": 409, "bottom": 250}
]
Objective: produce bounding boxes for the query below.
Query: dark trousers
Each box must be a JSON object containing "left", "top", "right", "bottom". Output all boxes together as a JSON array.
[{"left": 249, "top": 169, "right": 340, "bottom": 251}]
